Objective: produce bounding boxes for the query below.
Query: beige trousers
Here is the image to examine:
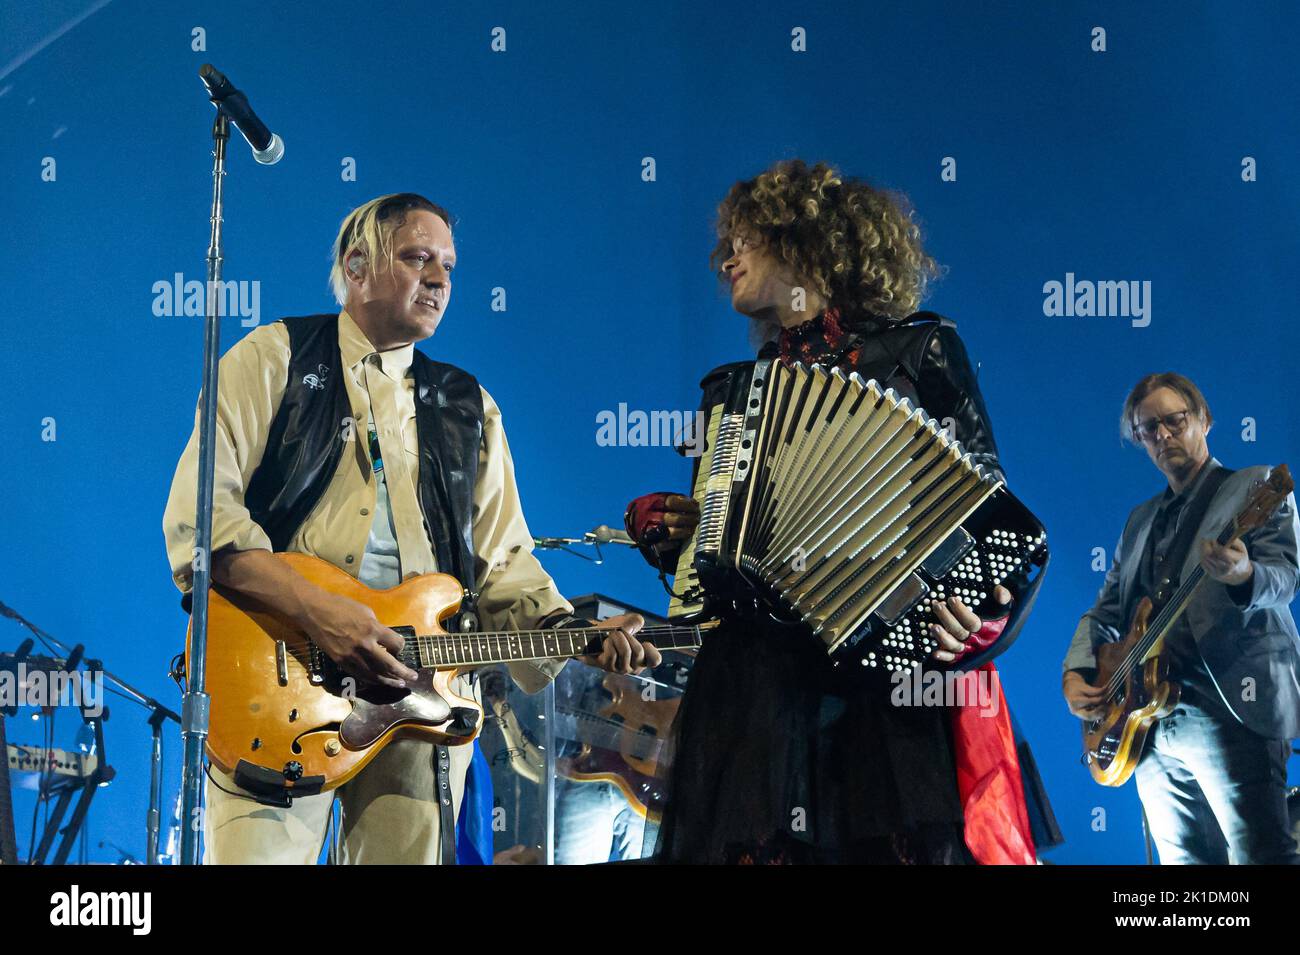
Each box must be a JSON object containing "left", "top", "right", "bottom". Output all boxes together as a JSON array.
[{"left": 203, "top": 736, "right": 475, "bottom": 865}]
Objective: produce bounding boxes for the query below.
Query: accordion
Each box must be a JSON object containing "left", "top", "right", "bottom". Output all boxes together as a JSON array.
[{"left": 668, "top": 359, "right": 1048, "bottom": 673}]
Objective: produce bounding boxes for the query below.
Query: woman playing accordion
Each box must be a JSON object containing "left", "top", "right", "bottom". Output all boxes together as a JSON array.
[{"left": 625, "top": 160, "right": 1053, "bottom": 864}]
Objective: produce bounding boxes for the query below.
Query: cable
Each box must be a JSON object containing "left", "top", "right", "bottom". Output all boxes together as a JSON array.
[{"left": 203, "top": 762, "right": 259, "bottom": 803}]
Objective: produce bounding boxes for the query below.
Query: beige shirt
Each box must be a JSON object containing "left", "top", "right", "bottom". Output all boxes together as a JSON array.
[{"left": 163, "top": 310, "right": 569, "bottom": 692}]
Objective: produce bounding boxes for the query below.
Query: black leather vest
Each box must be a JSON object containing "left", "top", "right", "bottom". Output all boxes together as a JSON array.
[{"left": 242, "top": 314, "right": 483, "bottom": 597}]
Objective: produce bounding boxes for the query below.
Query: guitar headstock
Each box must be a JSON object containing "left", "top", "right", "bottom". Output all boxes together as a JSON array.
[{"left": 1237, "top": 464, "right": 1294, "bottom": 535}]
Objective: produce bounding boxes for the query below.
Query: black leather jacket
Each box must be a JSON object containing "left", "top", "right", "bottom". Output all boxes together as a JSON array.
[
  {"left": 844, "top": 311, "right": 1003, "bottom": 482},
  {"left": 698, "top": 311, "right": 1003, "bottom": 481}
]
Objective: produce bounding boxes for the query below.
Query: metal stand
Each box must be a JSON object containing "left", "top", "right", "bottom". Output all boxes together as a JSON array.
[
  {"left": 178, "top": 108, "right": 230, "bottom": 866},
  {"left": 1, "top": 617, "right": 179, "bottom": 864},
  {"left": 30, "top": 701, "right": 113, "bottom": 865},
  {"left": 1140, "top": 805, "right": 1155, "bottom": 865},
  {"left": 542, "top": 682, "right": 556, "bottom": 864},
  {"left": 146, "top": 708, "right": 167, "bottom": 863}
]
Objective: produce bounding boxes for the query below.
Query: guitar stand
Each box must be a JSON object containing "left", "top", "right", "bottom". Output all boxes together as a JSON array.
[{"left": 30, "top": 706, "right": 114, "bottom": 865}]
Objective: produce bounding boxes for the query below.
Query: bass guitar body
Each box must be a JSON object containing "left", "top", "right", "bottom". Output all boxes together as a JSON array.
[
  {"left": 187, "top": 553, "right": 482, "bottom": 797},
  {"left": 1082, "top": 595, "right": 1180, "bottom": 787}
]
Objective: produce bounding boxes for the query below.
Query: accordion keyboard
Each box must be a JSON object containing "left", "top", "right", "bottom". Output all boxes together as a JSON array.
[
  {"left": 667, "top": 402, "right": 725, "bottom": 619},
  {"left": 666, "top": 360, "right": 1047, "bottom": 677},
  {"left": 736, "top": 361, "right": 1047, "bottom": 671}
]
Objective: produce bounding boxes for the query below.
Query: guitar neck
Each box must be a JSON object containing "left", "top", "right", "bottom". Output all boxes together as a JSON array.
[
  {"left": 407, "top": 623, "right": 706, "bottom": 671},
  {"left": 1134, "top": 518, "right": 1239, "bottom": 663}
]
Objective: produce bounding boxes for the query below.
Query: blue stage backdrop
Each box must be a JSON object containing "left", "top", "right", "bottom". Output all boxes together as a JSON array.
[{"left": 0, "top": 0, "right": 1295, "bottom": 865}]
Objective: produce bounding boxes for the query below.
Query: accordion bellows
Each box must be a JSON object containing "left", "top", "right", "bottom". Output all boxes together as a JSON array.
[{"left": 669, "top": 360, "right": 1047, "bottom": 674}]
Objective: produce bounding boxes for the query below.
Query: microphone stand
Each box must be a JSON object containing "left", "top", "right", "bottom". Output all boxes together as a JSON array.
[
  {"left": 177, "top": 107, "right": 229, "bottom": 867},
  {"left": 533, "top": 526, "right": 639, "bottom": 565}
]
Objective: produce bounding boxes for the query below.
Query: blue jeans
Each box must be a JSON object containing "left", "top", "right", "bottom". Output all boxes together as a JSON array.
[
  {"left": 554, "top": 778, "right": 656, "bottom": 865},
  {"left": 1135, "top": 695, "right": 1297, "bottom": 864}
]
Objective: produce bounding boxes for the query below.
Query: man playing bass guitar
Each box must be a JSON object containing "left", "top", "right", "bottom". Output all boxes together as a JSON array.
[{"left": 1063, "top": 372, "right": 1300, "bottom": 864}]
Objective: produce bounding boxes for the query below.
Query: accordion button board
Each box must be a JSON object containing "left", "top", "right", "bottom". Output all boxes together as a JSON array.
[{"left": 668, "top": 359, "right": 1048, "bottom": 677}]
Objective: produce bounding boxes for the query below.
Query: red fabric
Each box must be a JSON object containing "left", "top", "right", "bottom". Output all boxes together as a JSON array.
[
  {"left": 624, "top": 491, "right": 674, "bottom": 540},
  {"left": 949, "top": 662, "right": 1036, "bottom": 865},
  {"left": 952, "top": 614, "right": 1007, "bottom": 663},
  {"left": 624, "top": 491, "right": 678, "bottom": 564}
]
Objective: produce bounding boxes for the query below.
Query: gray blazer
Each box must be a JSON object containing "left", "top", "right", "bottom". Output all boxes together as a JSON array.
[{"left": 1064, "top": 461, "right": 1300, "bottom": 740}]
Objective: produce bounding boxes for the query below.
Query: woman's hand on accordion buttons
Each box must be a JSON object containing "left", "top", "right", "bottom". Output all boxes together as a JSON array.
[
  {"left": 927, "top": 586, "right": 1013, "bottom": 663},
  {"left": 583, "top": 613, "right": 663, "bottom": 675}
]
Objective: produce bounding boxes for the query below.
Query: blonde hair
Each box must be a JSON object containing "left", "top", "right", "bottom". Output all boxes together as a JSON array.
[{"left": 329, "top": 193, "right": 451, "bottom": 306}]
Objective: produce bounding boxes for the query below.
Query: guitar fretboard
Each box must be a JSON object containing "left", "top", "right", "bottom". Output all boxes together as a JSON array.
[
  {"left": 1105, "top": 510, "right": 1248, "bottom": 702},
  {"left": 405, "top": 624, "right": 704, "bottom": 670}
]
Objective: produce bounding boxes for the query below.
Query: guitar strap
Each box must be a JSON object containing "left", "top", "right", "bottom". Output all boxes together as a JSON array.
[
  {"left": 434, "top": 744, "right": 457, "bottom": 865},
  {"left": 1142, "top": 465, "right": 1235, "bottom": 595}
]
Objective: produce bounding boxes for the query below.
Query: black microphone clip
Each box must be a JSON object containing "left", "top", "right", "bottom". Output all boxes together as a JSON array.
[{"left": 198, "top": 63, "right": 284, "bottom": 165}]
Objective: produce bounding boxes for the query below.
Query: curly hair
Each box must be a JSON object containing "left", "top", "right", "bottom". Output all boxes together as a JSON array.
[{"left": 711, "top": 160, "right": 940, "bottom": 325}]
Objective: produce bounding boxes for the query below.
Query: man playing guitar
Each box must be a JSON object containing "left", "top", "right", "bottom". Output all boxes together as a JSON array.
[
  {"left": 1063, "top": 372, "right": 1300, "bottom": 864},
  {"left": 163, "top": 193, "right": 659, "bottom": 864}
]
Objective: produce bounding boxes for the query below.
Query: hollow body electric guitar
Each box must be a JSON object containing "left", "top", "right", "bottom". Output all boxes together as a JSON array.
[
  {"left": 188, "top": 552, "right": 710, "bottom": 801},
  {"left": 1083, "top": 464, "right": 1293, "bottom": 787}
]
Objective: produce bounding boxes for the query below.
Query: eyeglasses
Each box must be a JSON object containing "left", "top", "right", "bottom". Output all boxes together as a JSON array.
[{"left": 1133, "top": 409, "right": 1192, "bottom": 442}]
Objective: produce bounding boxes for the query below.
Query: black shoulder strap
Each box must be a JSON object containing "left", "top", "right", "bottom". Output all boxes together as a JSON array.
[{"left": 1164, "top": 466, "right": 1236, "bottom": 587}]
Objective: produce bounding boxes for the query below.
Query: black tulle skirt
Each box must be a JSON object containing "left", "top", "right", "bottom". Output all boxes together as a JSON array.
[{"left": 652, "top": 616, "right": 973, "bottom": 865}]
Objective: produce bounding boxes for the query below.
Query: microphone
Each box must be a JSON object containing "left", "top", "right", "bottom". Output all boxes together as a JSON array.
[
  {"left": 198, "top": 64, "right": 284, "bottom": 165},
  {"left": 533, "top": 525, "right": 637, "bottom": 552},
  {"left": 65, "top": 644, "right": 85, "bottom": 672},
  {"left": 4, "top": 639, "right": 34, "bottom": 716},
  {"left": 588, "top": 525, "right": 636, "bottom": 546}
]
